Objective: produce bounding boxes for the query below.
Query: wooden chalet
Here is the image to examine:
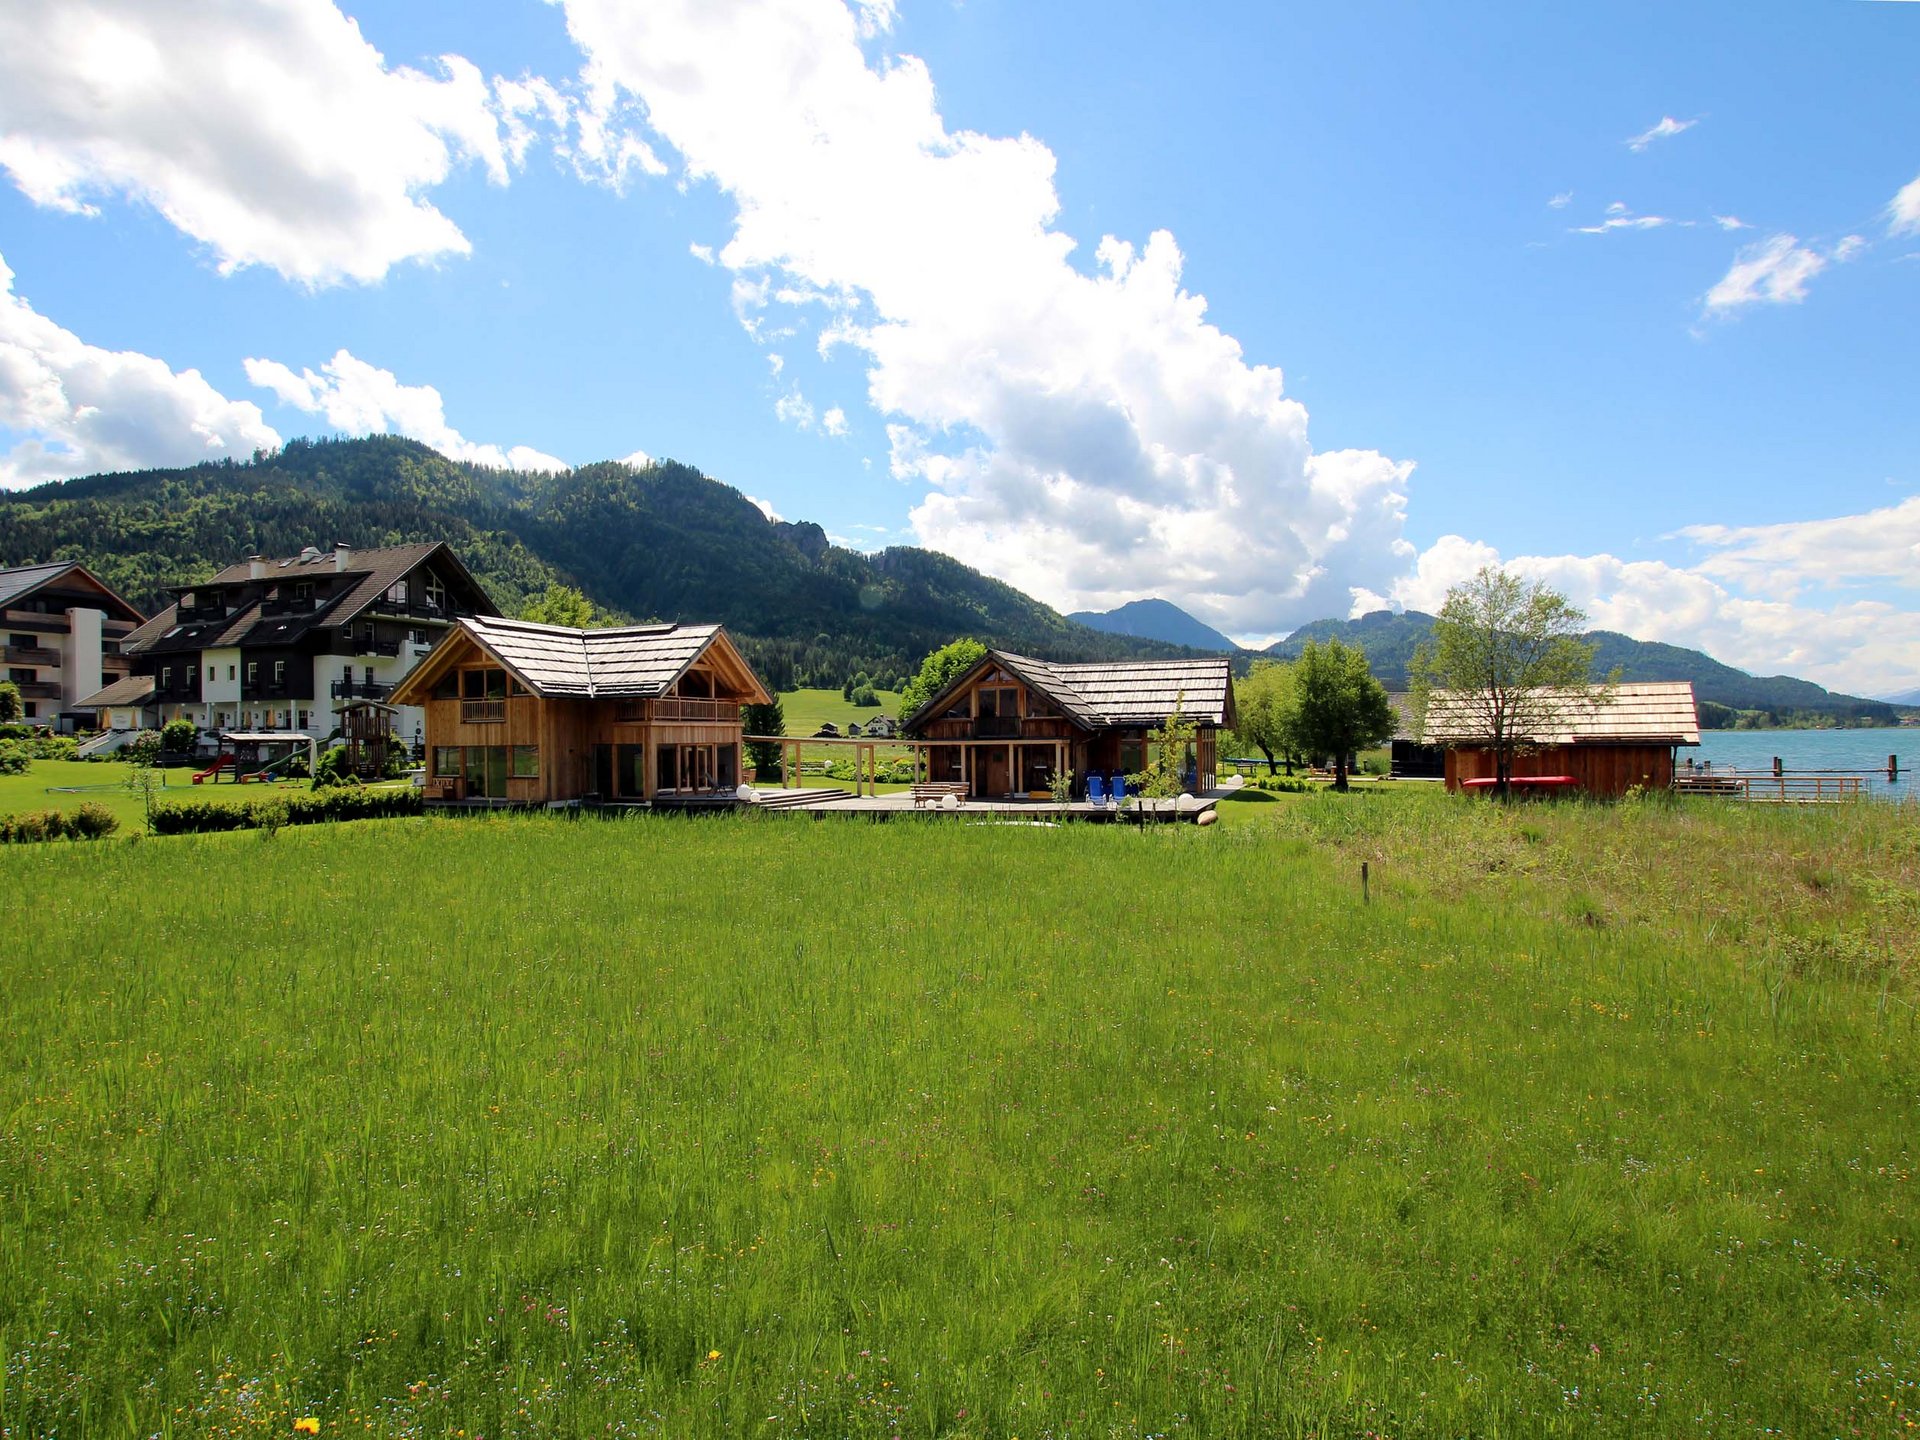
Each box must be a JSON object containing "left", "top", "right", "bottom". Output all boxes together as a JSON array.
[
  {"left": 388, "top": 615, "right": 770, "bottom": 805},
  {"left": 900, "top": 651, "right": 1235, "bottom": 799},
  {"left": 1421, "top": 680, "right": 1701, "bottom": 796}
]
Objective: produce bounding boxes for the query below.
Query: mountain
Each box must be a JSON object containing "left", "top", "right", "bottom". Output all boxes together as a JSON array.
[
  {"left": 0, "top": 435, "right": 1199, "bottom": 691},
  {"left": 1067, "top": 598, "right": 1235, "bottom": 652},
  {"left": 1267, "top": 610, "right": 1898, "bottom": 726},
  {"left": 1882, "top": 687, "right": 1920, "bottom": 707}
]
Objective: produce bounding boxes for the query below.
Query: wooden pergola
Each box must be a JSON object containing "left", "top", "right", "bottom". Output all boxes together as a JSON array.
[{"left": 748, "top": 733, "right": 910, "bottom": 797}]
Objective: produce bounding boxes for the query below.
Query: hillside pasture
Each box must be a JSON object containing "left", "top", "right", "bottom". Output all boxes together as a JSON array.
[{"left": 1, "top": 795, "right": 1916, "bottom": 1436}]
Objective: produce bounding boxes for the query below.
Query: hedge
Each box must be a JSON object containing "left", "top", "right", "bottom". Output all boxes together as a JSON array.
[
  {"left": 150, "top": 787, "right": 424, "bottom": 835},
  {"left": 0, "top": 804, "right": 119, "bottom": 844}
]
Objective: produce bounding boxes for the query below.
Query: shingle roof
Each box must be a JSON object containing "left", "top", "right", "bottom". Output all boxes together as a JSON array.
[
  {"left": 457, "top": 615, "right": 735, "bottom": 699},
  {"left": 1421, "top": 681, "right": 1700, "bottom": 746},
  {"left": 907, "top": 650, "right": 1235, "bottom": 732},
  {"left": 199, "top": 543, "right": 460, "bottom": 629},
  {"left": 76, "top": 674, "right": 155, "bottom": 708}
]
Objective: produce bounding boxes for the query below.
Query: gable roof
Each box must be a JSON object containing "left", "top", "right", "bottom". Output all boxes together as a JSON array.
[
  {"left": 0, "top": 561, "right": 145, "bottom": 622},
  {"left": 75, "top": 673, "right": 156, "bottom": 708},
  {"left": 1421, "top": 681, "right": 1700, "bottom": 746},
  {"left": 390, "top": 614, "right": 771, "bottom": 705},
  {"left": 124, "top": 542, "right": 497, "bottom": 655},
  {"left": 904, "top": 649, "right": 1235, "bottom": 733}
]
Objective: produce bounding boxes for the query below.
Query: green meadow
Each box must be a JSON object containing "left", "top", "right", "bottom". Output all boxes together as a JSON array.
[
  {"left": 2, "top": 790, "right": 1916, "bottom": 1437},
  {"left": 0, "top": 760, "right": 311, "bottom": 832}
]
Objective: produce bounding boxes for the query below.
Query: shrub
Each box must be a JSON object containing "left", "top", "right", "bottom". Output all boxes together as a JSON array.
[
  {"left": 161, "top": 718, "right": 198, "bottom": 754},
  {"left": 150, "top": 787, "right": 423, "bottom": 835},
  {"left": 1253, "top": 775, "right": 1314, "bottom": 794},
  {"left": 311, "top": 745, "right": 350, "bottom": 789},
  {"left": 66, "top": 803, "right": 118, "bottom": 840},
  {"left": 0, "top": 740, "right": 29, "bottom": 776},
  {"left": 123, "top": 731, "right": 162, "bottom": 768},
  {"left": 28, "top": 734, "right": 78, "bottom": 761}
]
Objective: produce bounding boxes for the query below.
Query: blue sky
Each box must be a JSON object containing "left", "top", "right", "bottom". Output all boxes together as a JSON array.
[{"left": 0, "top": 1, "right": 1915, "bottom": 693}]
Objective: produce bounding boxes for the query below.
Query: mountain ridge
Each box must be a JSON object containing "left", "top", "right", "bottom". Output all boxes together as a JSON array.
[{"left": 1066, "top": 598, "right": 1236, "bottom": 652}]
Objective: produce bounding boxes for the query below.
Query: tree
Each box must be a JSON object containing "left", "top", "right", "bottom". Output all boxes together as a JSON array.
[
  {"left": 0, "top": 681, "right": 20, "bottom": 724},
  {"left": 1132, "top": 691, "right": 1199, "bottom": 818},
  {"left": 897, "top": 637, "right": 987, "bottom": 720},
  {"left": 741, "top": 695, "right": 786, "bottom": 781},
  {"left": 519, "top": 582, "right": 598, "bottom": 628},
  {"left": 1288, "top": 639, "right": 1396, "bottom": 792},
  {"left": 160, "top": 717, "right": 198, "bottom": 755},
  {"left": 1232, "top": 659, "right": 1301, "bottom": 775},
  {"left": 1409, "top": 566, "right": 1609, "bottom": 798}
]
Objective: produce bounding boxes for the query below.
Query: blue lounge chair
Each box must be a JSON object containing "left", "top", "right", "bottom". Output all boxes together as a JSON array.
[
  {"left": 1086, "top": 774, "right": 1106, "bottom": 805},
  {"left": 1110, "top": 775, "right": 1127, "bottom": 805}
]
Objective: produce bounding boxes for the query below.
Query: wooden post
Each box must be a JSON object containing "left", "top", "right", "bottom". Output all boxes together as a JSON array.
[
  {"left": 1891, "top": 754, "right": 1900, "bottom": 782},
  {"left": 1773, "top": 755, "right": 1783, "bottom": 778},
  {"left": 1361, "top": 861, "right": 1370, "bottom": 905}
]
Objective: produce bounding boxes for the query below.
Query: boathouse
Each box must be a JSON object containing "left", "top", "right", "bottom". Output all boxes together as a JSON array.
[
  {"left": 1421, "top": 680, "right": 1700, "bottom": 796},
  {"left": 388, "top": 615, "right": 770, "bottom": 805}
]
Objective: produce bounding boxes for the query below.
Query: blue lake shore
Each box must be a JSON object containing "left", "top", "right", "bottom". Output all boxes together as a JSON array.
[{"left": 1690, "top": 727, "right": 1913, "bottom": 800}]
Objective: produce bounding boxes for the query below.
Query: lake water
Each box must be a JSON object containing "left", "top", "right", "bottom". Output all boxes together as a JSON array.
[{"left": 1690, "top": 728, "right": 1914, "bottom": 801}]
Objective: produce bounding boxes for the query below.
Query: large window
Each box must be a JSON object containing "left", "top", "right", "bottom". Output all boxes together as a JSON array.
[
  {"left": 465, "top": 746, "right": 509, "bottom": 798},
  {"left": 433, "top": 746, "right": 464, "bottom": 778},
  {"left": 462, "top": 667, "right": 507, "bottom": 700},
  {"left": 511, "top": 746, "right": 539, "bottom": 779}
]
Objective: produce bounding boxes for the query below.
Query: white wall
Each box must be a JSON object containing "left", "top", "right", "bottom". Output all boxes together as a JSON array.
[{"left": 62, "top": 606, "right": 102, "bottom": 707}]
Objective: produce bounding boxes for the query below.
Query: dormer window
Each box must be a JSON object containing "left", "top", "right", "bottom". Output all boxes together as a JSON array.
[
  {"left": 386, "top": 580, "right": 408, "bottom": 604},
  {"left": 180, "top": 592, "right": 197, "bottom": 609},
  {"left": 294, "top": 582, "right": 313, "bottom": 604}
]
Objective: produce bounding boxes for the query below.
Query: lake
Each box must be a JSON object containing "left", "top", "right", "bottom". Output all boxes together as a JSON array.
[{"left": 1691, "top": 727, "right": 1914, "bottom": 800}]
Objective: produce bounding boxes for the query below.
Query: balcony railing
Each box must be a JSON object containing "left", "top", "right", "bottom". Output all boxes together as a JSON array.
[
  {"left": 614, "top": 697, "right": 742, "bottom": 724},
  {"left": 331, "top": 679, "right": 393, "bottom": 701},
  {"left": 3, "top": 645, "right": 59, "bottom": 664},
  {"left": 461, "top": 699, "right": 506, "bottom": 724},
  {"left": 17, "top": 681, "right": 61, "bottom": 700},
  {"left": 974, "top": 715, "right": 1022, "bottom": 739},
  {"left": 368, "top": 597, "right": 458, "bottom": 622},
  {"left": 349, "top": 637, "right": 402, "bottom": 657}
]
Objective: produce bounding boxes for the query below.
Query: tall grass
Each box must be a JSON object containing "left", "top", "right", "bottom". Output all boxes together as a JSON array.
[{"left": 1, "top": 802, "right": 1915, "bottom": 1436}]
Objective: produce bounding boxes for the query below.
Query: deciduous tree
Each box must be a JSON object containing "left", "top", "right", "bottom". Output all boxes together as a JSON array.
[
  {"left": 897, "top": 637, "right": 987, "bottom": 720},
  {"left": 1289, "top": 639, "right": 1395, "bottom": 791},
  {"left": 1410, "top": 566, "right": 1608, "bottom": 797}
]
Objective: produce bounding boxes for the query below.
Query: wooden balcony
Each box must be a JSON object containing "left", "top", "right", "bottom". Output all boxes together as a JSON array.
[
  {"left": 461, "top": 699, "right": 506, "bottom": 724},
  {"left": 3, "top": 644, "right": 59, "bottom": 664},
  {"left": 613, "top": 697, "right": 741, "bottom": 724}
]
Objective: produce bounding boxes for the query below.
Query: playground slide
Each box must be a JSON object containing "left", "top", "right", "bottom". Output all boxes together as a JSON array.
[{"left": 192, "top": 755, "right": 235, "bottom": 785}]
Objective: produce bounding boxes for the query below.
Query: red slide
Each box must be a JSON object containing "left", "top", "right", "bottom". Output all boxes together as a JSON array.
[{"left": 192, "top": 754, "right": 236, "bottom": 785}]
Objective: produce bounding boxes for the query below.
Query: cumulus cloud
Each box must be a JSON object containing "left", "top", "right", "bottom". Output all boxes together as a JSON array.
[
  {"left": 1889, "top": 173, "right": 1920, "bottom": 236},
  {"left": 1626, "top": 115, "right": 1697, "bottom": 152},
  {"left": 1390, "top": 500, "right": 1920, "bottom": 696},
  {"left": 0, "top": 252, "right": 280, "bottom": 488},
  {"left": 244, "top": 348, "right": 566, "bottom": 471},
  {"left": 0, "top": 0, "right": 519, "bottom": 287},
  {"left": 547, "top": 0, "right": 1413, "bottom": 634},
  {"left": 1703, "top": 234, "right": 1831, "bottom": 312}
]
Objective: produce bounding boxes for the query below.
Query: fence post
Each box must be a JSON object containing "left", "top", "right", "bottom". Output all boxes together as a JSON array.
[
  {"left": 1772, "top": 755, "right": 1783, "bottom": 778},
  {"left": 1361, "top": 861, "right": 1370, "bottom": 905}
]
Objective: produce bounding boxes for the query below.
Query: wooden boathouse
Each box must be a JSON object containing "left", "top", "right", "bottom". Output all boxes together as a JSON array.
[
  {"left": 388, "top": 615, "right": 770, "bottom": 805},
  {"left": 1421, "top": 680, "right": 1700, "bottom": 796},
  {"left": 899, "top": 650, "right": 1235, "bottom": 799}
]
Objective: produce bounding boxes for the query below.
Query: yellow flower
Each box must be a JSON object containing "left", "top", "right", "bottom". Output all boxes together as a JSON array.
[
  {"left": 294, "top": 1420, "right": 320, "bottom": 1436},
  {"left": 707, "top": 1349, "right": 722, "bottom": 1362}
]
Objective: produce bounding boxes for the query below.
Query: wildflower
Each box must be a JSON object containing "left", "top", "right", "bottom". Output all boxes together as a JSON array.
[
  {"left": 294, "top": 1420, "right": 320, "bottom": 1435},
  {"left": 707, "top": 1349, "right": 722, "bottom": 1362}
]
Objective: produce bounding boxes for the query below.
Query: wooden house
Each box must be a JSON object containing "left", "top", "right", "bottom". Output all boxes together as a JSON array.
[
  {"left": 900, "top": 651, "right": 1235, "bottom": 799},
  {"left": 1421, "top": 680, "right": 1700, "bottom": 795},
  {"left": 387, "top": 615, "right": 770, "bottom": 805}
]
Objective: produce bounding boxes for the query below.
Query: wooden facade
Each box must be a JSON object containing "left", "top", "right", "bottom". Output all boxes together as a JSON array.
[
  {"left": 1443, "top": 742, "right": 1676, "bottom": 795},
  {"left": 389, "top": 617, "right": 769, "bottom": 805},
  {"left": 902, "top": 652, "right": 1232, "bottom": 800}
]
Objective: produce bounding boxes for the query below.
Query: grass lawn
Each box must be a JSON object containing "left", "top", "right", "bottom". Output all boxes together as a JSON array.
[
  {"left": 775, "top": 686, "right": 905, "bottom": 741},
  {"left": 0, "top": 758, "right": 313, "bottom": 832},
  {"left": 1, "top": 793, "right": 1916, "bottom": 1435}
]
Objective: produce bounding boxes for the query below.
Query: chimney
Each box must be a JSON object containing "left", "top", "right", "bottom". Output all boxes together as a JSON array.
[
  {"left": 334, "top": 541, "right": 352, "bottom": 572},
  {"left": 247, "top": 554, "right": 266, "bottom": 580}
]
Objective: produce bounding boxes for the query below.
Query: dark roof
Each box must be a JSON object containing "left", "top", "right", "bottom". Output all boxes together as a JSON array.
[
  {"left": 425, "top": 615, "right": 770, "bottom": 702},
  {"left": 0, "top": 561, "right": 145, "bottom": 622},
  {"left": 126, "top": 543, "right": 496, "bottom": 656},
  {"left": 75, "top": 674, "right": 155, "bottom": 708},
  {"left": 1422, "top": 681, "right": 1700, "bottom": 746},
  {"left": 904, "top": 649, "right": 1235, "bottom": 733}
]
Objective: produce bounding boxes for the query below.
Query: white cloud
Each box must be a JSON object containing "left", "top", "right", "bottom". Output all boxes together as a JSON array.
[
  {"left": 549, "top": 0, "right": 1415, "bottom": 634},
  {"left": 1703, "top": 234, "right": 1829, "bottom": 312},
  {"left": 1573, "top": 201, "right": 1673, "bottom": 235},
  {"left": 1391, "top": 500, "right": 1920, "bottom": 696},
  {"left": 621, "top": 448, "right": 652, "bottom": 468},
  {"left": 1547, "top": 191, "right": 1573, "bottom": 209},
  {"left": 743, "top": 493, "right": 783, "bottom": 522},
  {"left": 1713, "top": 214, "right": 1750, "bottom": 231},
  {"left": 773, "top": 389, "right": 816, "bottom": 429},
  {"left": 0, "top": 251, "right": 280, "bottom": 488},
  {"left": 0, "top": 0, "right": 514, "bottom": 287},
  {"left": 822, "top": 405, "right": 848, "bottom": 436},
  {"left": 244, "top": 348, "right": 565, "bottom": 471},
  {"left": 1889, "top": 173, "right": 1920, "bottom": 236},
  {"left": 1626, "top": 115, "right": 1697, "bottom": 152}
]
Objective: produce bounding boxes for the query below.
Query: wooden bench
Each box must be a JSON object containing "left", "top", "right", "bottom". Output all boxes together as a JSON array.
[{"left": 911, "top": 781, "right": 969, "bottom": 809}]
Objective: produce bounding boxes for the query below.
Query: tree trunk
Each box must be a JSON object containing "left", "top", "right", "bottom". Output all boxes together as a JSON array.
[
  {"left": 1332, "top": 756, "right": 1350, "bottom": 792},
  {"left": 1260, "top": 745, "right": 1277, "bottom": 775}
]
